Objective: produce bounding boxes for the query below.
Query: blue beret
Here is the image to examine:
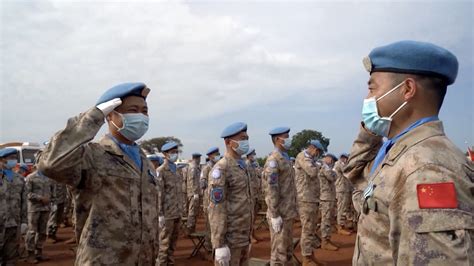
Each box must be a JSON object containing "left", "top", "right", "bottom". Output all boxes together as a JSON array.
[
  {"left": 147, "top": 154, "right": 164, "bottom": 165},
  {"left": 364, "top": 40, "right": 458, "bottom": 85},
  {"left": 269, "top": 126, "right": 290, "bottom": 136},
  {"left": 245, "top": 148, "right": 256, "bottom": 157},
  {"left": 309, "top": 140, "right": 324, "bottom": 151},
  {"left": 221, "top": 122, "right": 248, "bottom": 138},
  {"left": 0, "top": 148, "right": 17, "bottom": 158},
  {"left": 324, "top": 153, "right": 338, "bottom": 161},
  {"left": 340, "top": 153, "right": 349, "bottom": 158},
  {"left": 161, "top": 141, "right": 178, "bottom": 152},
  {"left": 96, "top": 82, "right": 150, "bottom": 105},
  {"left": 192, "top": 153, "right": 202, "bottom": 157},
  {"left": 206, "top": 147, "right": 219, "bottom": 156}
]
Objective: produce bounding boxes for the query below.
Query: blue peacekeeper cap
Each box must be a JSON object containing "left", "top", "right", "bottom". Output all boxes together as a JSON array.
[
  {"left": 192, "top": 153, "right": 202, "bottom": 157},
  {"left": 340, "top": 153, "right": 349, "bottom": 158},
  {"left": 147, "top": 154, "right": 164, "bottom": 165},
  {"left": 206, "top": 147, "right": 219, "bottom": 156},
  {"left": 161, "top": 141, "right": 178, "bottom": 152},
  {"left": 96, "top": 82, "right": 150, "bottom": 105},
  {"left": 0, "top": 148, "right": 17, "bottom": 158},
  {"left": 324, "top": 153, "right": 338, "bottom": 161},
  {"left": 221, "top": 122, "right": 248, "bottom": 138},
  {"left": 269, "top": 126, "right": 290, "bottom": 136},
  {"left": 245, "top": 148, "right": 256, "bottom": 157},
  {"left": 363, "top": 40, "right": 458, "bottom": 85},
  {"left": 309, "top": 140, "right": 324, "bottom": 151}
]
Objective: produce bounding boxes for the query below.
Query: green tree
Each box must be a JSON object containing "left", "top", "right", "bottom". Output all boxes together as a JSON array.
[
  {"left": 288, "top": 129, "right": 330, "bottom": 158},
  {"left": 139, "top": 137, "right": 183, "bottom": 154},
  {"left": 256, "top": 156, "right": 267, "bottom": 167}
]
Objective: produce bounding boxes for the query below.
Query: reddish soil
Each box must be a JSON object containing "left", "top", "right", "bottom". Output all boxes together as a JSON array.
[{"left": 18, "top": 218, "right": 355, "bottom": 266}]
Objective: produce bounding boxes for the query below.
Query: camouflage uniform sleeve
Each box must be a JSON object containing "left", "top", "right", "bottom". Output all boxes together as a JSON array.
[
  {"left": 300, "top": 156, "right": 319, "bottom": 178},
  {"left": 208, "top": 164, "right": 227, "bottom": 248},
  {"left": 157, "top": 167, "right": 165, "bottom": 217},
  {"left": 38, "top": 107, "right": 105, "bottom": 187},
  {"left": 200, "top": 167, "right": 208, "bottom": 190},
  {"left": 344, "top": 124, "right": 383, "bottom": 213},
  {"left": 320, "top": 165, "right": 336, "bottom": 182},
  {"left": 26, "top": 177, "right": 41, "bottom": 202},
  {"left": 192, "top": 167, "right": 200, "bottom": 195},
  {"left": 393, "top": 165, "right": 474, "bottom": 264},
  {"left": 21, "top": 179, "right": 27, "bottom": 224},
  {"left": 264, "top": 159, "right": 281, "bottom": 218}
]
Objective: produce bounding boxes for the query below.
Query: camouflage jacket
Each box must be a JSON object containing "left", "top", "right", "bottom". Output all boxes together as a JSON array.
[
  {"left": 201, "top": 161, "right": 215, "bottom": 213},
  {"left": 3, "top": 171, "right": 27, "bottom": 227},
  {"left": 263, "top": 149, "right": 297, "bottom": 220},
  {"left": 319, "top": 164, "right": 336, "bottom": 201},
  {"left": 51, "top": 180, "right": 68, "bottom": 204},
  {"left": 157, "top": 159, "right": 182, "bottom": 220},
  {"left": 294, "top": 150, "right": 320, "bottom": 203},
  {"left": 344, "top": 121, "right": 474, "bottom": 265},
  {"left": 187, "top": 161, "right": 201, "bottom": 197},
  {"left": 38, "top": 107, "right": 159, "bottom": 265},
  {"left": 208, "top": 154, "right": 252, "bottom": 249},
  {"left": 25, "top": 171, "right": 53, "bottom": 212},
  {"left": 246, "top": 159, "right": 261, "bottom": 200},
  {"left": 334, "top": 160, "right": 352, "bottom": 193}
]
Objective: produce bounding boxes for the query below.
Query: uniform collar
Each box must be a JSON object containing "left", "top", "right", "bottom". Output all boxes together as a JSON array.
[
  {"left": 100, "top": 135, "right": 143, "bottom": 173},
  {"left": 275, "top": 148, "right": 290, "bottom": 161}
]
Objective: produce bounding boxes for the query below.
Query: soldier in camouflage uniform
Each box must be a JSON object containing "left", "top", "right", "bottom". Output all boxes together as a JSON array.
[
  {"left": 344, "top": 41, "right": 473, "bottom": 264},
  {"left": 157, "top": 142, "right": 182, "bottom": 265},
  {"left": 318, "top": 153, "right": 339, "bottom": 251},
  {"left": 38, "top": 83, "right": 160, "bottom": 265},
  {"left": 208, "top": 122, "right": 252, "bottom": 266},
  {"left": 180, "top": 164, "right": 188, "bottom": 218},
  {"left": 47, "top": 180, "right": 67, "bottom": 242},
  {"left": 186, "top": 153, "right": 202, "bottom": 234},
  {"left": 0, "top": 166, "right": 7, "bottom": 266},
  {"left": 294, "top": 140, "right": 325, "bottom": 266},
  {"left": 201, "top": 147, "right": 221, "bottom": 255},
  {"left": 0, "top": 148, "right": 27, "bottom": 266},
  {"left": 263, "top": 127, "right": 297, "bottom": 266},
  {"left": 244, "top": 148, "right": 263, "bottom": 244},
  {"left": 334, "top": 154, "right": 353, "bottom": 235},
  {"left": 25, "top": 170, "right": 53, "bottom": 263}
]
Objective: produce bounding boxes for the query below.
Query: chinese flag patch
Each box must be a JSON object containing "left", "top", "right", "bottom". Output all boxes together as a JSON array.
[{"left": 417, "top": 182, "right": 457, "bottom": 209}]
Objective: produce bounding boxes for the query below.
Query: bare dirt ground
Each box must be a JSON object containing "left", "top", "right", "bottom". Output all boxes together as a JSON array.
[{"left": 18, "top": 217, "right": 355, "bottom": 266}]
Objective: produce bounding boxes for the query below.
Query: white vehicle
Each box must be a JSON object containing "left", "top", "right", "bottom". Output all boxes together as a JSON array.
[{"left": 0, "top": 142, "right": 42, "bottom": 170}]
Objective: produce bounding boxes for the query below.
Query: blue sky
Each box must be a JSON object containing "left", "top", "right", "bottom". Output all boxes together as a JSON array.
[{"left": 1, "top": 0, "right": 472, "bottom": 159}]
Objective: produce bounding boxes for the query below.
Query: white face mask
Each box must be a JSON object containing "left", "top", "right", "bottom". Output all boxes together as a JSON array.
[
  {"left": 279, "top": 137, "right": 292, "bottom": 150},
  {"left": 169, "top": 153, "right": 178, "bottom": 163},
  {"left": 212, "top": 155, "right": 221, "bottom": 163},
  {"left": 111, "top": 111, "right": 149, "bottom": 141},
  {"left": 231, "top": 139, "right": 250, "bottom": 155}
]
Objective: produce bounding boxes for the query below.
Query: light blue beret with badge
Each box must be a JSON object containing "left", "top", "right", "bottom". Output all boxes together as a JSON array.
[
  {"left": 161, "top": 141, "right": 178, "bottom": 152},
  {"left": 269, "top": 126, "right": 290, "bottom": 136},
  {"left": 363, "top": 40, "right": 458, "bottom": 85},
  {"left": 206, "top": 147, "right": 219, "bottom": 156},
  {"left": 309, "top": 140, "right": 325, "bottom": 151},
  {"left": 0, "top": 148, "right": 17, "bottom": 158},
  {"left": 96, "top": 82, "right": 150, "bottom": 105},
  {"left": 221, "top": 122, "right": 248, "bottom": 138}
]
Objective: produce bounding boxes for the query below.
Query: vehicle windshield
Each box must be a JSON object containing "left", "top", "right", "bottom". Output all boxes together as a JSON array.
[{"left": 22, "top": 149, "right": 39, "bottom": 164}]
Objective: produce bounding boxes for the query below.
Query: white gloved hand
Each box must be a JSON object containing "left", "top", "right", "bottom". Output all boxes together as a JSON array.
[
  {"left": 51, "top": 204, "right": 58, "bottom": 212},
  {"left": 215, "top": 245, "right": 231, "bottom": 266},
  {"left": 193, "top": 194, "right": 199, "bottom": 200},
  {"left": 96, "top": 98, "right": 122, "bottom": 116},
  {"left": 159, "top": 216, "right": 165, "bottom": 228},
  {"left": 21, "top": 223, "right": 28, "bottom": 235},
  {"left": 271, "top": 216, "right": 283, "bottom": 233}
]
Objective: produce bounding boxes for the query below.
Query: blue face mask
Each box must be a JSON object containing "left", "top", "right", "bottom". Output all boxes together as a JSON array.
[
  {"left": 362, "top": 81, "right": 408, "bottom": 137},
  {"left": 231, "top": 140, "right": 250, "bottom": 156},
  {"left": 112, "top": 112, "right": 149, "bottom": 141},
  {"left": 169, "top": 153, "right": 178, "bottom": 163},
  {"left": 5, "top": 159, "right": 17, "bottom": 169}
]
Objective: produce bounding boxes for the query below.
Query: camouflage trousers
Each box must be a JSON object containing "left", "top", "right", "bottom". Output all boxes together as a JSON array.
[
  {"left": 26, "top": 211, "right": 49, "bottom": 252},
  {"left": 320, "top": 201, "right": 335, "bottom": 240},
  {"left": 298, "top": 201, "right": 321, "bottom": 256},
  {"left": 187, "top": 196, "right": 199, "bottom": 231},
  {"left": 158, "top": 218, "right": 180, "bottom": 265},
  {"left": 181, "top": 193, "right": 188, "bottom": 218},
  {"left": 214, "top": 245, "right": 249, "bottom": 266},
  {"left": 0, "top": 226, "right": 20, "bottom": 265},
  {"left": 204, "top": 210, "right": 212, "bottom": 251},
  {"left": 336, "top": 192, "right": 353, "bottom": 227},
  {"left": 47, "top": 202, "right": 65, "bottom": 237},
  {"left": 269, "top": 218, "right": 294, "bottom": 265}
]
